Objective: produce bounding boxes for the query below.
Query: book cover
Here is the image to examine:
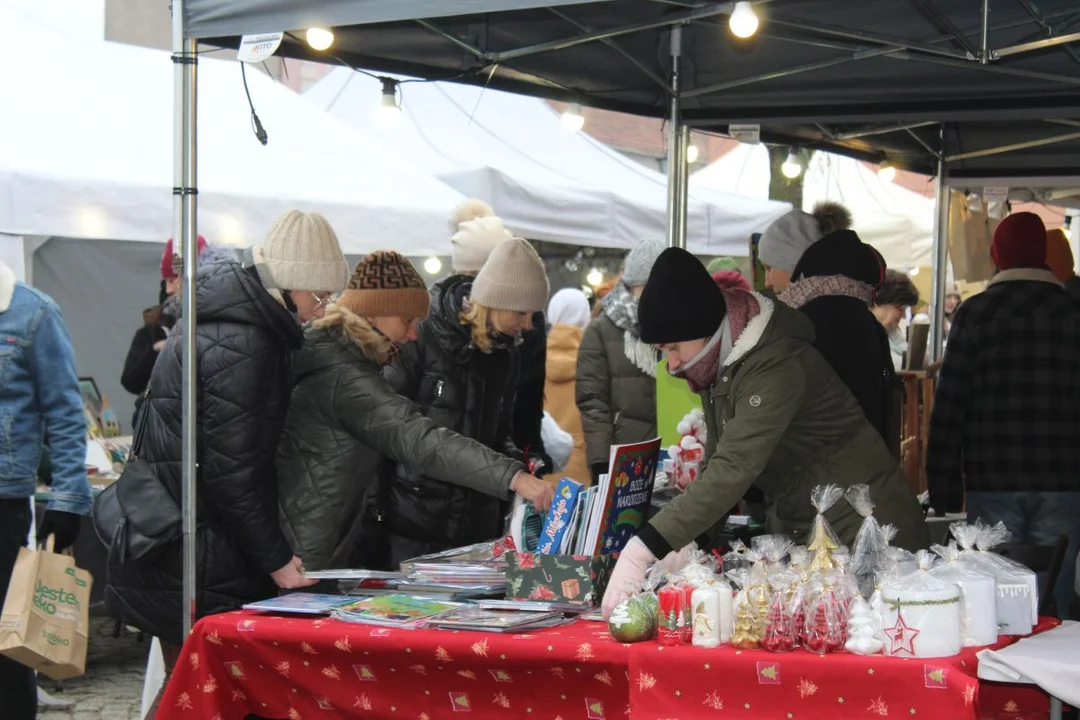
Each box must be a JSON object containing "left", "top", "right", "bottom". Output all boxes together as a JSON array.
[
  {"left": 332, "top": 594, "right": 460, "bottom": 626},
  {"left": 537, "top": 478, "right": 584, "bottom": 554},
  {"left": 592, "top": 438, "right": 661, "bottom": 555},
  {"left": 242, "top": 593, "right": 354, "bottom": 615},
  {"left": 428, "top": 607, "right": 561, "bottom": 629}
]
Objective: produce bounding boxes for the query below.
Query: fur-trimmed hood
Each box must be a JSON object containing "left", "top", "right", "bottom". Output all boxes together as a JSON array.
[
  {"left": 290, "top": 303, "right": 395, "bottom": 383},
  {"left": 313, "top": 303, "right": 394, "bottom": 365},
  {"left": 720, "top": 293, "right": 815, "bottom": 371}
]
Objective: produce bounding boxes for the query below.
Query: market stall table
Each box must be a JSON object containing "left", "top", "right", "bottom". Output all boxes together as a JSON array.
[{"left": 158, "top": 612, "right": 1057, "bottom": 720}]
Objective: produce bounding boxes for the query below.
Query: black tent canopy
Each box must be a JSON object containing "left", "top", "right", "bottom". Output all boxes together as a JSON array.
[{"left": 185, "top": 0, "right": 1080, "bottom": 179}]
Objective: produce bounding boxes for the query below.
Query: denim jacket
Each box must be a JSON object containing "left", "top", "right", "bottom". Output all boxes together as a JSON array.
[{"left": 0, "top": 262, "right": 91, "bottom": 515}]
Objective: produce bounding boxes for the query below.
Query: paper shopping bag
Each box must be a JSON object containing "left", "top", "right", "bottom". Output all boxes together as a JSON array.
[{"left": 0, "top": 535, "right": 92, "bottom": 680}]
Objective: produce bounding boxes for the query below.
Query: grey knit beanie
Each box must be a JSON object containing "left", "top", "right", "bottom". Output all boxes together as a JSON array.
[
  {"left": 758, "top": 210, "right": 822, "bottom": 272},
  {"left": 622, "top": 237, "right": 666, "bottom": 287},
  {"left": 470, "top": 238, "right": 550, "bottom": 313},
  {"left": 259, "top": 210, "right": 350, "bottom": 292}
]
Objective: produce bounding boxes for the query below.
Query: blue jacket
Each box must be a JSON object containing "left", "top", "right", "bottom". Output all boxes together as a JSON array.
[{"left": 0, "top": 263, "right": 90, "bottom": 515}]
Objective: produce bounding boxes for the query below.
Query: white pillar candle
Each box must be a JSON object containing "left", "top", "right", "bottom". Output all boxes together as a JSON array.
[
  {"left": 881, "top": 584, "right": 962, "bottom": 658},
  {"left": 692, "top": 586, "right": 721, "bottom": 648},
  {"left": 716, "top": 581, "right": 734, "bottom": 644}
]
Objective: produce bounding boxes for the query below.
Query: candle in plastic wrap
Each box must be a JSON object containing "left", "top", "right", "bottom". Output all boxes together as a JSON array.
[
  {"left": 951, "top": 522, "right": 1036, "bottom": 636},
  {"left": 657, "top": 584, "right": 686, "bottom": 646},
  {"left": 930, "top": 543, "right": 998, "bottom": 646},
  {"left": 716, "top": 578, "right": 734, "bottom": 644},
  {"left": 680, "top": 584, "right": 695, "bottom": 643},
  {"left": 691, "top": 585, "right": 721, "bottom": 648},
  {"left": 881, "top": 551, "right": 962, "bottom": 658}
]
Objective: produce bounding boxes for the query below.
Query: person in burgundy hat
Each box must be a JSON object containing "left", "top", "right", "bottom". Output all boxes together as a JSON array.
[{"left": 927, "top": 211, "right": 1080, "bottom": 619}]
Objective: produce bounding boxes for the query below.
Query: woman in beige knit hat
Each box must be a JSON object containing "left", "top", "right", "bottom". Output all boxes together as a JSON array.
[
  {"left": 275, "top": 248, "right": 554, "bottom": 573},
  {"left": 375, "top": 238, "right": 551, "bottom": 567}
]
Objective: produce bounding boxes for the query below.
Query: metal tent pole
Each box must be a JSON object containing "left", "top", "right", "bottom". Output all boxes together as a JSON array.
[
  {"left": 665, "top": 25, "right": 686, "bottom": 249},
  {"left": 172, "top": 0, "right": 199, "bottom": 639},
  {"left": 676, "top": 124, "right": 690, "bottom": 245},
  {"left": 929, "top": 126, "right": 950, "bottom": 362}
]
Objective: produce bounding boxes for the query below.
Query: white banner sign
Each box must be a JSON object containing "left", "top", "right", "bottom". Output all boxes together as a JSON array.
[
  {"left": 730, "top": 124, "right": 761, "bottom": 144},
  {"left": 983, "top": 186, "right": 1010, "bottom": 203}
]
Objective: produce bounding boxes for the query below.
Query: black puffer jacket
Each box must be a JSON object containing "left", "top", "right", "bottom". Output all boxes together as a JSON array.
[
  {"left": 381, "top": 276, "right": 523, "bottom": 567},
  {"left": 511, "top": 311, "right": 550, "bottom": 472},
  {"left": 105, "top": 261, "right": 300, "bottom": 646},
  {"left": 276, "top": 308, "right": 524, "bottom": 573}
]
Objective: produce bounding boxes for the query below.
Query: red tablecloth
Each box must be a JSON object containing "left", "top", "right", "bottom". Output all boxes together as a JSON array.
[{"left": 159, "top": 611, "right": 1056, "bottom": 720}]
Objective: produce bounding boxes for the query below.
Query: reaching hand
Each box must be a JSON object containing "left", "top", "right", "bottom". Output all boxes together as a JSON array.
[
  {"left": 510, "top": 471, "right": 555, "bottom": 512},
  {"left": 601, "top": 537, "right": 657, "bottom": 620},
  {"left": 37, "top": 511, "right": 83, "bottom": 553},
  {"left": 271, "top": 556, "right": 317, "bottom": 590}
]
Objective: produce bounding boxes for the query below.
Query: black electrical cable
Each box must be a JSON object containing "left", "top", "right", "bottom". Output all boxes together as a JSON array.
[{"left": 240, "top": 62, "right": 268, "bottom": 146}]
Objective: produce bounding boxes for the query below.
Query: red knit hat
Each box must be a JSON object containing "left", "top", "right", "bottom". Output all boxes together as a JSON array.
[
  {"left": 991, "top": 213, "right": 1046, "bottom": 271},
  {"left": 161, "top": 235, "right": 208, "bottom": 279}
]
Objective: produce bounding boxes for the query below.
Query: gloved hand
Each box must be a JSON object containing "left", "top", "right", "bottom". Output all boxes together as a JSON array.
[
  {"left": 601, "top": 537, "right": 656, "bottom": 620},
  {"left": 37, "top": 510, "right": 82, "bottom": 553},
  {"left": 656, "top": 541, "right": 698, "bottom": 575}
]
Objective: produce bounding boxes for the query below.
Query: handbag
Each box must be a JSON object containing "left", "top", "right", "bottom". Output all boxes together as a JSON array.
[{"left": 92, "top": 391, "right": 182, "bottom": 564}]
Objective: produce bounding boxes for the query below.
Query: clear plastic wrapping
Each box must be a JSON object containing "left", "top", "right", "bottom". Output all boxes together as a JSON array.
[
  {"left": 881, "top": 551, "right": 962, "bottom": 658},
  {"left": 930, "top": 542, "right": 998, "bottom": 646},
  {"left": 844, "top": 595, "right": 884, "bottom": 655},
  {"left": 722, "top": 539, "right": 752, "bottom": 574},
  {"left": 952, "top": 521, "right": 1037, "bottom": 635},
  {"left": 608, "top": 579, "right": 658, "bottom": 643},
  {"left": 807, "top": 485, "right": 844, "bottom": 572},
  {"left": 846, "top": 485, "right": 889, "bottom": 598},
  {"left": 880, "top": 523, "right": 918, "bottom": 579},
  {"left": 801, "top": 577, "right": 846, "bottom": 654}
]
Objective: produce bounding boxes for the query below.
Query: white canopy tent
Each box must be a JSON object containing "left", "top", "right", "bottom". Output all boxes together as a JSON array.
[
  {"left": 0, "top": 12, "right": 467, "bottom": 257},
  {"left": 689, "top": 142, "right": 772, "bottom": 201},
  {"left": 304, "top": 68, "right": 790, "bottom": 256}
]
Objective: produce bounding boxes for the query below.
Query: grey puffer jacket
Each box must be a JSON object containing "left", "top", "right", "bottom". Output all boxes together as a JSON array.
[
  {"left": 576, "top": 313, "right": 657, "bottom": 470},
  {"left": 275, "top": 307, "right": 525, "bottom": 572}
]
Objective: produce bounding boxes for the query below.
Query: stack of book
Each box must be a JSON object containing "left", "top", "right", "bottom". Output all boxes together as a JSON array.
[
  {"left": 535, "top": 438, "right": 661, "bottom": 556},
  {"left": 242, "top": 593, "right": 356, "bottom": 616},
  {"left": 306, "top": 564, "right": 505, "bottom": 601},
  {"left": 427, "top": 607, "right": 570, "bottom": 633},
  {"left": 330, "top": 594, "right": 462, "bottom": 628}
]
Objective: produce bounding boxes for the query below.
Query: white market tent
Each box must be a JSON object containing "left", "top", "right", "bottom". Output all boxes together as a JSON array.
[
  {"left": 305, "top": 68, "right": 790, "bottom": 256},
  {"left": 689, "top": 142, "right": 771, "bottom": 201}
]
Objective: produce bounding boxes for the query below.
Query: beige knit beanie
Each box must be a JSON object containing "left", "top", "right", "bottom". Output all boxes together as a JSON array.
[
  {"left": 450, "top": 199, "right": 513, "bottom": 274},
  {"left": 259, "top": 210, "right": 350, "bottom": 292},
  {"left": 470, "top": 238, "right": 550, "bottom": 313}
]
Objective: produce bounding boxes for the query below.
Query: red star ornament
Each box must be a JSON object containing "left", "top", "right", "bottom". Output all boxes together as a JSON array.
[{"left": 884, "top": 611, "right": 920, "bottom": 656}]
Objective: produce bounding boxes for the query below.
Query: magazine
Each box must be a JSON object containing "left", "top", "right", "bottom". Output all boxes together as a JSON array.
[
  {"left": 476, "top": 599, "right": 592, "bottom": 614},
  {"left": 242, "top": 593, "right": 354, "bottom": 615},
  {"left": 331, "top": 594, "right": 462, "bottom": 628},
  {"left": 588, "top": 438, "right": 661, "bottom": 555},
  {"left": 428, "top": 607, "right": 561, "bottom": 630}
]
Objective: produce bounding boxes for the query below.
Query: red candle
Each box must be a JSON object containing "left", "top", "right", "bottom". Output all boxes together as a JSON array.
[
  {"left": 657, "top": 585, "right": 686, "bottom": 646},
  {"left": 680, "top": 584, "right": 696, "bottom": 643}
]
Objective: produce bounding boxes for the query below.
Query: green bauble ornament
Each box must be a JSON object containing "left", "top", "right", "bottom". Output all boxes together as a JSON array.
[{"left": 609, "top": 597, "right": 656, "bottom": 643}]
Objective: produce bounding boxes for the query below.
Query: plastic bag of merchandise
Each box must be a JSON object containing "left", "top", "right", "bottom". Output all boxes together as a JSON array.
[
  {"left": 751, "top": 534, "right": 794, "bottom": 565},
  {"left": 845, "top": 485, "right": 890, "bottom": 598},
  {"left": 675, "top": 547, "right": 721, "bottom": 587},
  {"left": 880, "top": 524, "right": 918, "bottom": 579},
  {"left": 831, "top": 551, "right": 861, "bottom": 612},
  {"left": 807, "top": 485, "right": 844, "bottom": 572},
  {"left": 761, "top": 579, "right": 798, "bottom": 652},
  {"left": 801, "top": 573, "right": 846, "bottom": 654},
  {"left": 608, "top": 579, "right": 659, "bottom": 643},
  {"left": 930, "top": 542, "right": 998, "bottom": 647},
  {"left": 880, "top": 551, "right": 962, "bottom": 658},
  {"left": 722, "top": 539, "right": 752, "bottom": 574},
  {"left": 952, "top": 521, "right": 1036, "bottom": 635}
]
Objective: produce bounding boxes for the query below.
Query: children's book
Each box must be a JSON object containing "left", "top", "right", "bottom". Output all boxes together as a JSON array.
[
  {"left": 537, "top": 478, "right": 584, "bottom": 554},
  {"left": 589, "top": 438, "right": 661, "bottom": 555},
  {"left": 428, "top": 607, "right": 561, "bottom": 630},
  {"left": 331, "top": 594, "right": 461, "bottom": 628},
  {"left": 242, "top": 593, "right": 354, "bottom": 615}
]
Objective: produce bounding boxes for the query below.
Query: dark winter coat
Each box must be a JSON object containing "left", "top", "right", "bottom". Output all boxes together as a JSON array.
[
  {"left": 927, "top": 269, "right": 1080, "bottom": 513},
  {"left": 637, "top": 296, "right": 927, "bottom": 558},
  {"left": 121, "top": 310, "right": 168, "bottom": 426},
  {"left": 512, "top": 311, "right": 550, "bottom": 471},
  {"left": 576, "top": 313, "right": 657, "bottom": 471},
  {"left": 379, "top": 276, "right": 525, "bottom": 567},
  {"left": 105, "top": 261, "right": 301, "bottom": 646}
]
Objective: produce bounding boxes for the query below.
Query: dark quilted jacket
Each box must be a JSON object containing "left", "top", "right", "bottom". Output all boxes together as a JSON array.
[
  {"left": 105, "top": 261, "right": 301, "bottom": 646},
  {"left": 380, "top": 276, "right": 524, "bottom": 567},
  {"left": 276, "top": 307, "right": 524, "bottom": 572}
]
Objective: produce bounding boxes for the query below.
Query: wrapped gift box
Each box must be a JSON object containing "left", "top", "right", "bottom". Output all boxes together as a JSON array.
[{"left": 505, "top": 553, "right": 617, "bottom": 606}]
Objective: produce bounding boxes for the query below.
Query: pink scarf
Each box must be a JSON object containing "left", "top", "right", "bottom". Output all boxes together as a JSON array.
[
  {"left": 779, "top": 274, "right": 873, "bottom": 310},
  {"left": 675, "top": 290, "right": 762, "bottom": 393}
]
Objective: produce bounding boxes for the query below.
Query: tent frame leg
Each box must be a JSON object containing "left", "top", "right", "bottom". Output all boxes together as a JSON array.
[
  {"left": 929, "top": 126, "right": 950, "bottom": 363},
  {"left": 665, "top": 25, "right": 687, "bottom": 249}
]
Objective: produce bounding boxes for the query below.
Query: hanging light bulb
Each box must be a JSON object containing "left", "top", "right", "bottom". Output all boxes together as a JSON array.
[
  {"left": 909, "top": 267, "right": 920, "bottom": 277},
  {"left": 586, "top": 268, "right": 604, "bottom": 287},
  {"left": 561, "top": 103, "right": 585, "bottom": 132},
  {"left": 423, "top": 257, "right": 442, "bottom": 275},
  {"left": 729, "top": 2, "right": 759, "bottom": 39},
  {"left": 877, "top": 161, "right": 897, "bottom": 182},
  {"left": 378, "top": 77, "right": 402, "bottom": 127},
  {"left": 781, "top": 149, "right": 802, "bottom": 179},
  {"left": 305, "top": 28, "right": 335, "bottom": 51},
  {"left": 686, "top": 144, "right": 700, "bottom": 164}
]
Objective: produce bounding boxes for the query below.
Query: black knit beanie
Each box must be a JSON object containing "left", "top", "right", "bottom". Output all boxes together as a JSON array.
[
  {"left": 639, "top": 247, "right": 727, "bottom": 344},
  {"left": 791, "top": 229, "right": 885, "bottom": 288}
]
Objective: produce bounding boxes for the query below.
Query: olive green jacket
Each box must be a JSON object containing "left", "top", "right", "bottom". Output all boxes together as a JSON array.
[{"left": 642, "top": 297, "right": 927, "bottom": 556}]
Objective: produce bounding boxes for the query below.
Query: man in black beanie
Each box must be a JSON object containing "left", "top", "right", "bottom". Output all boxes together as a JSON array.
[{"left": 602, "top": 248, "right": 926, "bottom": 618}]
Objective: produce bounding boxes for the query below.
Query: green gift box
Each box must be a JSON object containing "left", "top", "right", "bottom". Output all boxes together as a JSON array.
[{"left": 504, "top": 553, "right": 617, "bottom": 607}]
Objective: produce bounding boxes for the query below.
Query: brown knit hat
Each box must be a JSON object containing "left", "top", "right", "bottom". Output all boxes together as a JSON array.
[{"left": 336, "top": 251, "right": 431, "bottom": 319}]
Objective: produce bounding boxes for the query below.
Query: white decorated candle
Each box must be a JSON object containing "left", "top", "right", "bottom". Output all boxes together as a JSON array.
[
  {"left": 930, "top": 554, "right": 998, "bottom": 647},
  {"left": 715, "top": 579, "right": 734, "bottom": 644},
  {"left": 692, "top": 586, "right": 721, "bottom": 648},
  {"left": 880, "top": 551, "right": 962, "bottom": 659}
]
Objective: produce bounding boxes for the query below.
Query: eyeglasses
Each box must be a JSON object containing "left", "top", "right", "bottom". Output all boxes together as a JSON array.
[{"left": 310, "top": 292, "right": 335, "bottom": 308}]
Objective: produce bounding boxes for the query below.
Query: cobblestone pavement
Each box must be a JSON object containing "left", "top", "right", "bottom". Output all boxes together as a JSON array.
[{"left": 37, "top": 618, "right": 148, "bottom": 720}]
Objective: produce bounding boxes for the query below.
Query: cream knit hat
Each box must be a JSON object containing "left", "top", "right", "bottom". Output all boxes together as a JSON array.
[
  {"left": 259, "top": 210, "right": 350, "bottom": 292},
  {"left": 450, "top": 199, "right": 513, "bottom": 274},
  {"left": 470, "top": 238, "right": 550, "bottom": 313}
]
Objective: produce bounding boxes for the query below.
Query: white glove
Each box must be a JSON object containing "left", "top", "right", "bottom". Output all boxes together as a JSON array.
[
  {"left": 540, "top": 412, "right": 573, "bottom": 473},
  {"left": 657, "top": 541, "right": 698, "bottom": 575},
  {"left": 601, "top": 537, "right": 656, "bottom": 620}
]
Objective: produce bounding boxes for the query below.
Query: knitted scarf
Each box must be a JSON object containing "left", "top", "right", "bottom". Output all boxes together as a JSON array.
[
  {"left": 602, "top": 282, "right": 657, "bottom": 378},
  {"left": 671, "top": 290, "right": 762, "bottom": 393},
  {"left": 779, "top": 274, "right": 873, "bottom": 310}
]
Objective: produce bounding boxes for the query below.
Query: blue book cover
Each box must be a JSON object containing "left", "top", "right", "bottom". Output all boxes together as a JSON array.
[{"left": 537, "top": 477, "right": 584, "bottom": 554}]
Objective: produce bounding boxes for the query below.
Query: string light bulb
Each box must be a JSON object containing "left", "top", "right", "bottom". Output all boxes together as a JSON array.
[
  {"left": 878, "top": 161, "right": 897, "bottom": 182},
  {"left": 378, "top": 77, "right": 402, "bottom": 127},
  {"left": 561, "top": 103, "right": 585, "bottom": 132},
  {"left": 305, "top": 28, "right": 335, "bottom": 51},
  {"left": 687, "top": 144, "right": 700, "bottom": 164},
  {"left": 781, "top": 149, "right": 802, "bottom": 179},
  {"left": 729, "top": 2, "right": 759, "bottom": 39},
  {"left": 423, "top": 257, "right": 442, "bottom": 275},
  {"left": 586, "top": 268, "right": 604, "bottom": 287}
]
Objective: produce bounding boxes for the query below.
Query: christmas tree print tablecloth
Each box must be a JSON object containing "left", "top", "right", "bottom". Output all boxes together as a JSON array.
[{"left": 158, "top": 611, "right": 1056, "bottom": 720}]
